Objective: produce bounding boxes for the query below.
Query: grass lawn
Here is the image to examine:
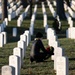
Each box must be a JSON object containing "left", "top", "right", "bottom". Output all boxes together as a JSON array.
[{"left": 0, "top": 1, "right": 75, "bottom": 75}]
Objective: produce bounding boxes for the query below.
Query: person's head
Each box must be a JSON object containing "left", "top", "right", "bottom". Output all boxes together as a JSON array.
[{"left": 35, "top": 32, "right": 43, "bottom": 38}]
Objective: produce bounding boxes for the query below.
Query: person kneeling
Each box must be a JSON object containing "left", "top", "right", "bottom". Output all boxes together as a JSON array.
[{"left": 30, "top": 32, "right": 54, "bottom": 63}]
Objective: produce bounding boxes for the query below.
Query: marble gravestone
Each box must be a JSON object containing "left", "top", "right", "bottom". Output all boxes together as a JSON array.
[
  {"left": 13, "top": 47, "right": 22, "bottom": 68},
  {"left": 1, "top": 65, "right": 14, "bottom": 75},
  {"left": 9, "top": 55, "right": 20, "bottom": 75},
  {"left": 12, "top": 28, "right": 17, "bottom": 37},
  {"left": 56, "top": 56, "right": 69, "bottom": 75}
]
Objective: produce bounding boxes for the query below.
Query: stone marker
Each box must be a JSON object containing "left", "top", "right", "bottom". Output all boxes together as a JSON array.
[
  {"left": 45, "top": 25, "right": 48, "bottom": 33},
  {"left": 17, "top": 40, "right": 25, "bottom": 59},
  {"left": 17, "top": 18, "right": 21, "bottom": 27},
  {"left": 24, "top": 30, "right": 30, "bottom": 46},
  {"left": 47, "top": 28, "right": 55, "bottom": 39},
  {"left": 53, "top": 47, "right": 64, "bottom": 70},
  {"left": 0, "top": 33, "right": 4, "bottom": 47},
  {"left": 0, "top": 25, "right": 2, "bottom": 32},
  {"left": 49, "top": 40, "right": 58, "bottom": 48},
  {"left": 1, "top": 65, "right": 13, "bottom": 75},
  {"left": 2, "top": 32, "right": 7, "bottom": 44},
  {"left": 9, "top": 55, "right": 20, "bottom": 75},
  {"left": 12, "top": 28, "right": 17, "bottom": 37},
  {"left": 13, "top": 47, "right": 22, "bottom": 68},
  {"left": 4, "top": 18, "right": 8, "bottom": 26},
  {"left": 20, "top": 34, "right": 27, "bottom": 53},
  {"left": 56, "top": 56, "right": 69, "bottom": 75},
  {"left": 66, "top": 27, "right": 75, "bottom": 39}
]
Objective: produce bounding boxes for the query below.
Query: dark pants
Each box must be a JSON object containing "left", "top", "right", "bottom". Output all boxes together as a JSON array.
[{"left": 30, "top": 53, "right": 52, "bottom": 63}]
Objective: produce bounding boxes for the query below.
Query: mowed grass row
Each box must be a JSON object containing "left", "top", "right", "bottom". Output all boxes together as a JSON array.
[{"left": 0, "top": 1, "right": 75, "bottom": 75}]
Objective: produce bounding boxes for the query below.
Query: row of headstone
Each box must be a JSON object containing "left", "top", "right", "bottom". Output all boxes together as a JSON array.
[
  {"left": 68, "top": 6, "right": 75, "bottom": 18},
  {"left": 29, "top": 4, "right": 37, "bottom": 35},
  {"left": 9, "top": 30, "right": 31, "bottom": 75},
  {"left": 70, "top": 0, "right": 75, "bottom": 11},
  {"left": 47, "top": 28, "right": 58, "bottom": 48},
  {"left": 8, "top": 5, "right": 23, "bottom": 21},
  {"left": 42, "top": 2, "right": 48, "bottom": 33},
  {"left": 9, "top": 1, "right": 15, "bottom": 8},
  {"left": 65, "top": 11, "right": 73, "bottom": 28},
  {"left": 17, "top": 5, "right": 30, "bottom": 27},
  {"left": 8, "top": 4, "right": 17, "bottom": 12},
  {"left": 47, "top": 26, "right": 69, "bottom": 75},
  {"left": 0, "top": 18, "right": 7, "bottom": 47},
  {"left": 1, "top": 28, "right": 31, "bottom": 75},
  {"left": 47, "top": 0, "right": 56, "bottom": 18},
  {"left": 8, "top": 1, "right": 21, "bottom": 13},
  {"left": 65, "top": 4, "right": 75, "bottom": 39},
  {"left": 8, "top": 0, "right": 13, "bottom": 4}
]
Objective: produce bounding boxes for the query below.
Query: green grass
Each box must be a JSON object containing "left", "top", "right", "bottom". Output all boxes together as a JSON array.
[{"left": 0, "top": 1, "right": 75, "bottom": 75}]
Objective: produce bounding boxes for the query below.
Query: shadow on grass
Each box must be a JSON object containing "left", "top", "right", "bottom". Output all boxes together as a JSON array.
[
  {"left": 69, "top": 58, "right": 75, "bottom": 61},
  {"left": 69, "top": 67, "right": 75, "bottom": 70},
  {"left": 5, "top": 26, "right": 28, "bottom": 43},
  {"left": 69, "top": 58, "right": 75, "bottom": 70}
]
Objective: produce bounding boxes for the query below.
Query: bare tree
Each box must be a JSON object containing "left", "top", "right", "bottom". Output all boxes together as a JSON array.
[
  {"left": 56, "top": 0, "right": 66, "bottom": 19},
  {"left": 2, "top": 0, "right": 8, "bottom": 21}
]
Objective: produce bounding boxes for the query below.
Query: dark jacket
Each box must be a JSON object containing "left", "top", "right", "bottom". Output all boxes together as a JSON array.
[{"left": 30, "top": 39, "right": 46, "bottom": 57}]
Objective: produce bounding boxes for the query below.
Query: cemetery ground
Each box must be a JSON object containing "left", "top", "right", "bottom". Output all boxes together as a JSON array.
[{"left": 0, "top": 2, "right": 75, "bottom": 75}]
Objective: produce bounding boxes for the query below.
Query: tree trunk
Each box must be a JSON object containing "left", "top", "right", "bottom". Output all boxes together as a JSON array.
[
  {"left": 56, "top": 0, "right": 66, "bottom": 19},
  {"left": 2, "top": 0, "right": 8, "bottom": 21}
]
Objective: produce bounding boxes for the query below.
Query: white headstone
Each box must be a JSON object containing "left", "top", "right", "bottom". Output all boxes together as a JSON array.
[
  {"left": 47, "top": 28, "right": 55, "bottom": 39},
  {"left": 17, "top": 40, "right": 25, "bottom": 58},
  {"left": 9, "top": 55, "right": 20, "bottom": 75},
  {"left": 1, "top": 65, "right": 13, "bottom": 75},
  {"left": 3, "top": 21, "right": 6, "bottom": 28},
  {"left": 53, "top": 47, "right": 64, "bottom": 70},
  {"left": 56, "top": 56, "right": 69, "bottom": 75},
  {"left": 66, "top": 29, "right": 71, "bottom": 38},
  {"left": 24, "top": 30, "right": 30, "bottom": 46},
  {"left": 70, "top": 20, "right": 73, "bottom": 27},
  {"left": 48, "top": 40, "right": 58, "bottom": 48},
  {"left": 45, "top": 25, "right": 48, "bottom": 33},
  {"left": 2, "top": 32, "right": 7, "bottom": 44},
  {"left": 66, "top": 27, "right": 75, "bottom": 39},
  {"left": 12, "top": 28, "right": 17, "bottom": 37},
  {"left": 8, "top": 14, "right": 11, "bottom": 21},
  {"left": 1, "top": 24, "right": 4, "bottom": 32},
  {"left": 0, "top": 25, "right": 2, "bottom": 32},
  {"left": 29, "top": 26, "right": 33, "bottom": 35},
  {"left": 48, "top": 35, "right": 57, "bottom": 42},
  {"left": 17, "top": 18, "right": 21, "bottom": 27},
  {"left": 0, "top": 33, "right": 4, "bottom": 47},
  {"left": 51, "top": 47, "right": 64, "bottom": 60},
  {"left": 4, "top": 18, "right": 8, "bottom": 26},
  {"left": 20, "top": 34, "right": 27, "bottom": 43},
  {"left": 20, "top": 15, "right": 23, "bottom": 21},
  {"left": 70, "top": 27, "right": 75, "bottom": 39},
  {"left": 13, "top": 47, "right": 22, "bottom": 68},
  {"left": 20, "top": 34, "right": 27, "bottom": 50}
]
